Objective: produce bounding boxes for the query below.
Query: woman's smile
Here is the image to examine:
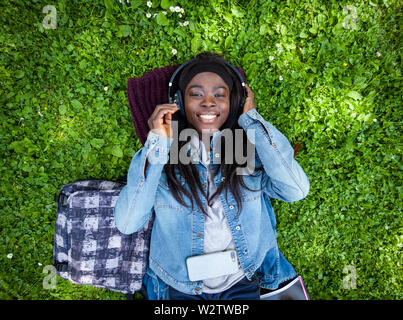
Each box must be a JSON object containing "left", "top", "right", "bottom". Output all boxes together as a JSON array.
[{"left": 197, "top": 112, "right": 220, "bottom": 123}]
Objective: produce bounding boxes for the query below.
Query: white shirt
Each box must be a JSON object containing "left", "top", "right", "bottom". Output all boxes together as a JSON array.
[{"left": 189, "top": 134, "right": 245, "bottom": 293}]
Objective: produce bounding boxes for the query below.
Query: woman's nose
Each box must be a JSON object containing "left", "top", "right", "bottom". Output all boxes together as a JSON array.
[{"left": 201, "top": 94, "right": 216, "bottom": 107}]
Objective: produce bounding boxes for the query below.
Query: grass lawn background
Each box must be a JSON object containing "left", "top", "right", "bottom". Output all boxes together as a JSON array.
[{"left": 0, "top": 0, "right": 401, "bottom": 299}]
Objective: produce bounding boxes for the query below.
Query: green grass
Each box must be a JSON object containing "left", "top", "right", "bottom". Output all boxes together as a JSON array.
[{"left": 0, "top": 0, "right": 401, "bottom": 300}]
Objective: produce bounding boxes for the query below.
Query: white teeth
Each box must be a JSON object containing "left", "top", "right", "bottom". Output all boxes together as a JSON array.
[{"left": 199, "top": 115, "right": 217, "bottom": 119}]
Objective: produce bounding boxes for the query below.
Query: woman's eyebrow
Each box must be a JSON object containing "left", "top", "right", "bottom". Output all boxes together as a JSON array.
[{"left": 188, "top": 85, "right": 228, "bottom": 90}]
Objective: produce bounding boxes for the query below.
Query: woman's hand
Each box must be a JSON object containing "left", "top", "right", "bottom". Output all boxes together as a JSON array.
[
  {"left": 243, "top": 83, "right": 257, "bottom": 114},
  {"left": 147, "top": 103, "right": 179, "bottom": 138}
]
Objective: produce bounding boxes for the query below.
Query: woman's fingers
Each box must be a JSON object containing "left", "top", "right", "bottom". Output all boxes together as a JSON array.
[
  {"left": 148, "top": 103, "right": 179, "bottom": 137},
  {"left": 154, "top": 105, "right": 177, "bottom": 124},
  {"left": 164, "top": 110, "right": 172, "bottom": 124},
  {"left": 148, "top": 104, "right": 177, "bottom": 124}
]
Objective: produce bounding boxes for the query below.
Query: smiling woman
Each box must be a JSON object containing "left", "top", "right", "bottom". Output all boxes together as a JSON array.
[
  {"left": 114, "top": 51, "right": 311, "bottom": 300},
  {"left": 164, "top": 52, "right": 260, "bottom": 217}
]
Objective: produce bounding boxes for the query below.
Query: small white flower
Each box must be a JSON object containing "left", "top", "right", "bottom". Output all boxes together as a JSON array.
[
  {"left": 276, "top": 43, "right": 281, "bottom": 48},
  {"left": 38, "top": 262, "right": 42, "bottom": 266},
  {"left": 180, "top": 8, "right": 184, "bottom": 13},
  {"left": 38, "top": 111, "right": 43, "bottom": 117},
  {"left": 7, "top": 253, "right": 13, "bottom": 259},
  {"left": 146, "top": 13, "right": 151, "bottom": 18},
  {"left": 175, "top": 6, "right": 181, "bottom": 12},
  {"left": 183, "top": 21, "right": 189, "bottom": 26},
  {"left": 104, "top": 86, "right": 109, "bottom": 91},
  {"left": 269, "top": 56, "right": 274, "bottom": 61},
  {"left": 376, "top": 51, "right": 381, "bottom": 57},
  {"left": 147, "top": 1, "right": 152, "bottom": 8},
  {"left": 178, "top": 22, "right": 183, "bottom": 27},
  {"left": 179, "top": 13, "right": 182, "bottom": 18},
  {"left": 373, "top": 118, "right": 377, "bottom": 122},
  {"left": 170, "top": 6, "right": 174, "bottom": 12},
  {"left": 162, "top": 11, "right": 167, "bottom": 15},
  {"left": 172, "top": 49, "right": 177, "bottom": 55},
  {"left": 279, "top": 75, "right": 283, "bottom": 81},
  {"left": 276, "top": 24, "right": 280, "bottom": 31}
]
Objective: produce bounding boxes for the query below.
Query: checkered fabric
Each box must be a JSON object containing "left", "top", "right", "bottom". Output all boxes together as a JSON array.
[{"left": 53, "top": 179, "right": 154, "bottom": 294}]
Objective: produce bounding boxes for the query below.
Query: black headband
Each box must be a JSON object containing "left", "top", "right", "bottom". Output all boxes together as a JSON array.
[{"left": 178, "top": 62, "right": 234, "bottom": 93}]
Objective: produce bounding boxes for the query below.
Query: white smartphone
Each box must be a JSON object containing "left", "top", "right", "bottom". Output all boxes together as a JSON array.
[{"left": 186, "top": 250, "right": 239, "bottom": 281}]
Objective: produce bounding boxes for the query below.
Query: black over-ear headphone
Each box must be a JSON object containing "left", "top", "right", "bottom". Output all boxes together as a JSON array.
[{"left": 168, "top": 58, "right": 247, "bottom": 118}]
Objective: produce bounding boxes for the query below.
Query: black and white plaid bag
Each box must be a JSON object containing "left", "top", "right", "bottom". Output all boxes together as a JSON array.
[{"left": 53, "top": 178, "right": 154, "bottom": 294}]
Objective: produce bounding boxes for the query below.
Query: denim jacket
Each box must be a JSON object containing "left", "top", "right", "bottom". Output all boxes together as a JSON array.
[{"left": 114, "top": 109, "right": 310, "bottom": 299}]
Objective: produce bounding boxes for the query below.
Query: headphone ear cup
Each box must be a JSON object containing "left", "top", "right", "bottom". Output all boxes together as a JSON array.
[
  {"left": 240, "top": 95, "right": 246, "bottom": 110},
  {"left": 175, "top": 90, "right": 185, "bottom": 117}
]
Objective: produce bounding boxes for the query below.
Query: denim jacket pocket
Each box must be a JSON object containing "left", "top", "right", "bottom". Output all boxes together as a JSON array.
[
  {"left": 240, "top": 189, "right": 261, "bottom": 202},
  {"left": 158, "top": 171, "right": 185, "bottom": 190},
  {"left": 155, "top": 172, "right": 187, "bottom": 212},
  {"left": 240, "top": 174, "right": 264, "bottom": 202}
]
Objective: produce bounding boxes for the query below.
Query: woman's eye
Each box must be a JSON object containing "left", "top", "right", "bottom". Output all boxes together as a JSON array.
[{"left": 190, "top": 93, "right": 225, "bottom": 97}]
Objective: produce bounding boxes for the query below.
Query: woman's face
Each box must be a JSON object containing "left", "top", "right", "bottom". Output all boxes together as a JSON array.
[{"left": 184, "top": 72, "right": 230, "bottom": 136}]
